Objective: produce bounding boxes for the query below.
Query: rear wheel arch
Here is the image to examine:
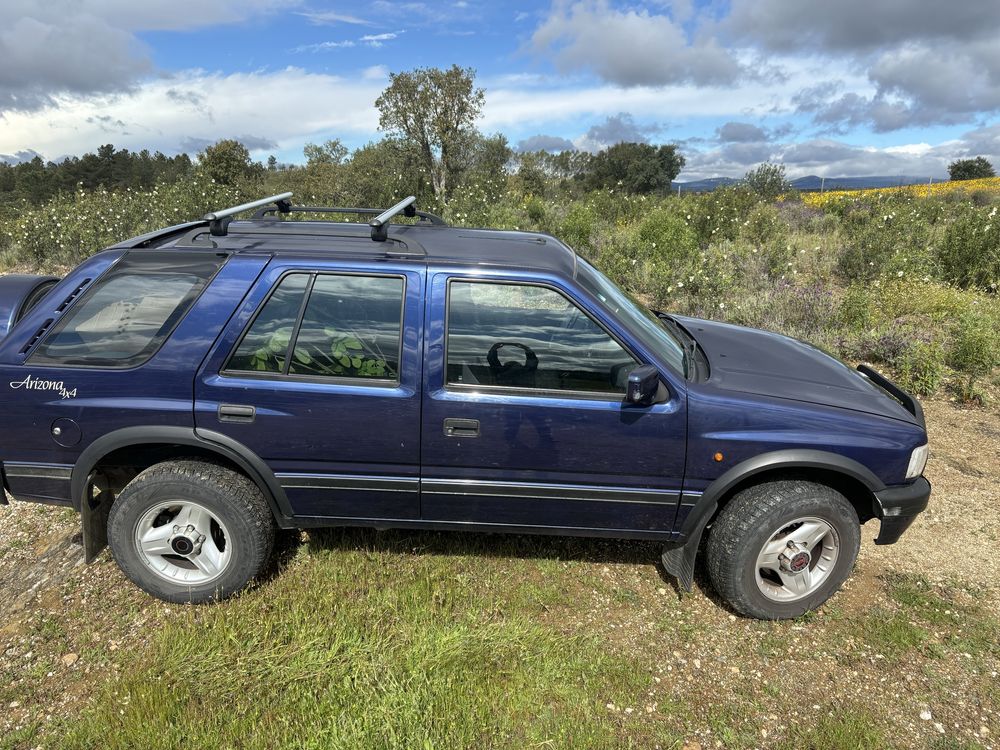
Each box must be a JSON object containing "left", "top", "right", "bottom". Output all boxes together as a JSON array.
[{"left": 70, "top": 426, "right": 291, "bottom": 522}]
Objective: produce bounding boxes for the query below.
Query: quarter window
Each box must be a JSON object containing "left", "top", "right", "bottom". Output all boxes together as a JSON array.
[
  {"left": 446, "top": 281, "right": 638, "bottom": 395},
  {"left": 226, "top": 273, "right": 404, "bottom": 382},
  {"left": 29, "top": 252, "right": 223, "bottom": 368}
]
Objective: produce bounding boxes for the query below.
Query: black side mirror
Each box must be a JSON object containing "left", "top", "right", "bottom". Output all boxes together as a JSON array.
[{"left": 626, "top": 364, "right": 660, "bottom": 405}]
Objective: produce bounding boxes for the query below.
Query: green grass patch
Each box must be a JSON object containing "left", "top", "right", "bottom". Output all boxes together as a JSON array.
[
  {"left": 787, "top": 712, "right": 890, "bottom": 750},
  {"left": 59, "top": 531, "right": 679, "bottom": 750},
  {"left": 858, "top": 608, "right": 927, "bottom": 660}
]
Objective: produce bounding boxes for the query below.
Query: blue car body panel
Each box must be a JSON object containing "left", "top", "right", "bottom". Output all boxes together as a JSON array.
[{"left": 0, "top": 216, "right": 930, "bottom": 549}]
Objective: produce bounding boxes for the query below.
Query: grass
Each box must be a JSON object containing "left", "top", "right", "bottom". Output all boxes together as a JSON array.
[
  {"left": 60, "top": 530, "right": 680, "bottom": 750},
  {"left": 786, "top": 712, "right": 889, "bottom": 750}
]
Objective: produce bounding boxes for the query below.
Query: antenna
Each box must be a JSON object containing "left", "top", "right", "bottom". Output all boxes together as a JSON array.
[
  {"left": 204, "top": 192, "right": 293, "bottom": 236},
  {"left": 369, "top": 195, "right": 417, "bottom": 242}
]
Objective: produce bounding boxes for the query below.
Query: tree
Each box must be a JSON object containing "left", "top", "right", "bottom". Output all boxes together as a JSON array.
[
  {"left": 375, "top": 65, "right": 485, "bottom": 203},
  {"left": 582, "top": 142, "right": 684, "bottom": 194},
  {"left": 198, "top": 139, "right": 261, "bottom": 185},
  {"left": 303, "top": 139, "right": 348, "bottom": 167},
  {"left": 743, "top": 162, "right": 790, "bottom": 201},
  {"left": 948, "top": 157, "right": 995, "bottom": 181}
]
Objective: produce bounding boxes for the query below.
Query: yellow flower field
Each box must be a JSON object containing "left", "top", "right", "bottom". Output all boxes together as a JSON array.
[{"left": 802, "top": 175, "right": 1000, "bottom": 208}]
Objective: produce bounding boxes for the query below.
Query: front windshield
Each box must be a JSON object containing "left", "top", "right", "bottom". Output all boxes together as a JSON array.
[{"left": 575, "top": 258, "right": 687, "bottom": 374}]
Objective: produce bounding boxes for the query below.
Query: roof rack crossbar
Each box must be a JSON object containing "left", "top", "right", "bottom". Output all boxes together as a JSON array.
[
  {"left": 370, "top": 196, "right": 418, "bottom": 242},
  {"left": 252, "top": 204, "right": 446, "bottom": 226},
  {"left": 204, "top": 192, "right": 293, "bottom": 236}
]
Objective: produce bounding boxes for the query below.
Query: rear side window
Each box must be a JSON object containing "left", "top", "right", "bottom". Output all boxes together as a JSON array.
[
  {"left": 226, "top": 272, "right": 404, "bottom": 382},
  {"left": 29, "top": 252, "right": 224, "bottom": 368}
]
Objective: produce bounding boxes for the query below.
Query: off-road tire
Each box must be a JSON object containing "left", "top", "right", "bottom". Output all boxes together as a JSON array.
[
  {"left": 108, "top": 460, "right": 275, "bottom": 604},
  {"left": 706, "top": 480, "right": 861, "bottom": 620}
]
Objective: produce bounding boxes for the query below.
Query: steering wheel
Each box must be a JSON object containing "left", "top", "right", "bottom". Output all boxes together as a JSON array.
[{"left": 487, "top": 342, "right": 539, "bottom": 384}]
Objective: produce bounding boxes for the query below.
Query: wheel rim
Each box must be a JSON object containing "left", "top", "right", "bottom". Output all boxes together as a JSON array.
[
  {"left": 754, "top": 516, "right": 840, "bottom": 603},
  {"left": 133, "top": 500, "right": 233, "bottom": 586}
]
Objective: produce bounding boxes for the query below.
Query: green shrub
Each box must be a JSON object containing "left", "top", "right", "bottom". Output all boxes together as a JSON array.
[
  {"left": 689, "top": 185, "right": 759, "bottom": 246},
  {"left": 836, "top": 199, "right": 934, "bottom": 282},
  {"left": 741, "top": 202, "right": 788, "bottom": 250},
  {"left": 949, "top": 310, "right": 1000, "bottom": 401},
  {"left": 897, "top": 341, "right": 945, "bottom": 396},
  {"left": 558, "top": 202, "right": 599, "bottom": 255},
  {"left": 937, "top": 205, "right": 1000, "bottom": 290},
  {"left": 838, "top": 284, "right": 873, "bottom": 330}
]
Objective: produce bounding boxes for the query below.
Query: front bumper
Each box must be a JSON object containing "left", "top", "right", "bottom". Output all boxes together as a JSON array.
[{"left": 873, "top": 475, "right": 931, "bottom": 545}]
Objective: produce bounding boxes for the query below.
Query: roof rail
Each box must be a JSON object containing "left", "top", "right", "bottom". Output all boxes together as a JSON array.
[
  {"left": 251, "top": 203, "right": 447, "bottom": 227},
  {"left": 370, "top": 196, "right": 418, "bottom": 242},
  {"left": 204, "top": 192, "right": 293, "bottom": 236}
]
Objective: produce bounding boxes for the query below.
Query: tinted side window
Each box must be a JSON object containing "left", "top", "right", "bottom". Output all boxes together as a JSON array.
[
  {"left": 29, "top": 252, "right": 223, "bottom": 368},
  {"left": 226, "top": 274, "right": 310, "bottom": 373},
  {"left": 446, "top": 281, "right": 637, "bottom": 395},
  {"left": 290, "top": 275, "right": 403, "bottom": 380},
  {"left": 226, "top": 273, "right": 404, "bottom": 382}
]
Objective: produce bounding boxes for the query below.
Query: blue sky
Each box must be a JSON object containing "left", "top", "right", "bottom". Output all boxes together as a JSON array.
[{"left": 1, "top": 1, "right": 999, "bottom": 179}]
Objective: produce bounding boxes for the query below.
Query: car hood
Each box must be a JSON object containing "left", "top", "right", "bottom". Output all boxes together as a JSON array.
[{"left": 673, "top": 315, "right": 919, "bottom": 424}]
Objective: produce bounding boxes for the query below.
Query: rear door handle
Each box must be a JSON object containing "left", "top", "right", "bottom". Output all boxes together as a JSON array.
[
  {"left": 218, "top": 404, "right": 256, "bottom": 424},
  {"left": 443, "top": 418, "right": 480, "bottom": 438}
]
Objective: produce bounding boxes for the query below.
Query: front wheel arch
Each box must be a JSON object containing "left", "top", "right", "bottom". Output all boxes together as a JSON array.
[{"left": 662, "top": 453, "right": 880, "bottom": 591}]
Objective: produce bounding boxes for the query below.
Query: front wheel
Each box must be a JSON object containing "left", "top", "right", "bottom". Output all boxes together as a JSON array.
[
  {"left": 108, "top": 460, "right": 276, "bottom": 604},
  {"left": 706, "top": 480, "right": 861, "bottom": 620}
]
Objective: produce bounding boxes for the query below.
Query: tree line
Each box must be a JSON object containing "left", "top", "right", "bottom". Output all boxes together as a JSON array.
[{"left": 1, "top": 65, "right": 995, "bottom": 208}]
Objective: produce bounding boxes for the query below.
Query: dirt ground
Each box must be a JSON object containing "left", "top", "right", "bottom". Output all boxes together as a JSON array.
[{"left": 1, "top": 397, "right": 997, "bottom": 748}]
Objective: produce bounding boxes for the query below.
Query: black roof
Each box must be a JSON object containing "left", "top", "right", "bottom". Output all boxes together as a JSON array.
[{"left": 121, "top": 218, "right": 579, "bottom": 277}]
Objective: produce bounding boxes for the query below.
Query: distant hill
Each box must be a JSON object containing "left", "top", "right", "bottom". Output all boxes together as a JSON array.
[{"left": 672, "top": 175, "right": 946, "bottom": 193}]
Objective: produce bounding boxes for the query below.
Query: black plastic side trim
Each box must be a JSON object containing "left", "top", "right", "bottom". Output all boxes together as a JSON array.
[
  {"left": 271, "top": 514, "right": 680, "bottom": 541},
  {"left": 71, "top": 426, "right": 292, "bottom": 521},
  {"left": 660, "top": 450, "right": 885, "bottom": 591},
  {"left": 700, "top": 449, "right": 884, "bottom": 507}
]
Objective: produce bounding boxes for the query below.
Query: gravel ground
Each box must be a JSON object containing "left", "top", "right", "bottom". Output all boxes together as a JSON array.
[{"left": 0, "top": 397, "right": 997, "bottom": 748}]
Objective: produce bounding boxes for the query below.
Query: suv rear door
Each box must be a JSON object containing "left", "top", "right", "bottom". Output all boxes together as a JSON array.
[
  {"left": 195, "top": 258, "right": 424, "bottom": 521},
  {"left": 420, "top": 270, "right": 687, "bottom": 537}
]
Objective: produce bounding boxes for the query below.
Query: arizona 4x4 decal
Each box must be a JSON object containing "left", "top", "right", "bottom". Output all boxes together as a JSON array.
[{"left": 9, "top": 374, "right": 78, "bottom": 399}]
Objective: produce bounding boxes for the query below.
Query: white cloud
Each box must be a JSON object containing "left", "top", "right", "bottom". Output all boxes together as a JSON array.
[
  {"left": 0, "top": 1, "right": 299, "bottom": 113},
  {"left": 0, "top": 68, "right": 383, "bottom": 160}
]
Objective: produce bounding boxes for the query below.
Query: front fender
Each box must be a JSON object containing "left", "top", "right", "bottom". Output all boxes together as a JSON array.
[{"left": 661, "top": 449, "right": 883, "bottom": 591}]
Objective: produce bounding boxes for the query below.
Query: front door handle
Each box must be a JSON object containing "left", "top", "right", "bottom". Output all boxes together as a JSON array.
[
  {"left": 218, "top": 404, "right": 256, "bottom": 424},
  {"left": 443, "top": 418, "right": 480, "bottom": 438}
]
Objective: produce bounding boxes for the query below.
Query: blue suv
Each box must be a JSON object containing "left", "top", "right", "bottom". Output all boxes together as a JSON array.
[{"left": 0, "top": 194, "right": 930, "bottom": 619}]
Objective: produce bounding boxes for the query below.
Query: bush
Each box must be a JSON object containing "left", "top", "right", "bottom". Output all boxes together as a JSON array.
[
  {"left": 836, "top": 198, "right": 934, "bottom": 282},
  {"left": 897, "top": 341, "right": 945, "bottom": 396},
  {"left": 689, "top": 186, "right": 760, "bottom": 246},
  {"left": 743, "top": 162, "right": 790, "bottom": 202},
  {"left": 937, "top": 205, "right": 1000, "bottom": 290},
  {"left": 949, "top": 310, "right": 1000, "bottom": 401}
]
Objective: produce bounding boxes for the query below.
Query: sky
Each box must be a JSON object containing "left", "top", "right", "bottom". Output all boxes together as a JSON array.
[{"left": 1, "top": 0, "right": 999, "bottom": 180}]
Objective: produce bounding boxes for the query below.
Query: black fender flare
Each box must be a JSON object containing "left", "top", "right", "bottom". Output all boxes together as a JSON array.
[
  {"left": 662, "top": 449, "right": 884, "bottom": 591},
  {"left": 70, "top": 425, "right": 292, "bottom": 521}
]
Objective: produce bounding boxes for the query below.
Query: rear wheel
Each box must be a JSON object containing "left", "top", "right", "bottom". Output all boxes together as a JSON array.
[
  {"left": 108, "top": 460, "right": 276, "bottom": 604},
  {"left": 706, "top": 480, "right": 861, "bottom": 620}
]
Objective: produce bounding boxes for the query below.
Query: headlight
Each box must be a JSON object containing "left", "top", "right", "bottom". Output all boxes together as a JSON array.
[{"left": 905, "top": 443, "right": 928, "bottom": 480}]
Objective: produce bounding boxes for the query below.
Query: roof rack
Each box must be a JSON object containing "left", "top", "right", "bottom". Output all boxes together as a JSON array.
[
  {"left": 252, "top": 202, "right": 447, "bottom": 229},
  {"left": 369, "top": 196, "right": 420, "bottom": 242},
  {"left": 204, "top": 192, "right": 293, "bottom": 236}
]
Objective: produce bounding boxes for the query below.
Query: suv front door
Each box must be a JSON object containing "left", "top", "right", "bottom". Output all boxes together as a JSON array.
[
  {"left": 196, "top": 259, "right": 423, "bottom": 521},
  {"left": 420, "top": 271, "right": 687, "bottom": 536}
]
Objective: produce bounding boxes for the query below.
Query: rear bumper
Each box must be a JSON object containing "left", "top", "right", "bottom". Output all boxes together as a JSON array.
[{"left": 873, "top": 476, "right": 931, "bottom": 545}]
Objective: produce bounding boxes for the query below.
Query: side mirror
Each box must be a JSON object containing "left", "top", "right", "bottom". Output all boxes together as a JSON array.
[{"left": 626, "top": 364, "right": 660, "bottom": 405}]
